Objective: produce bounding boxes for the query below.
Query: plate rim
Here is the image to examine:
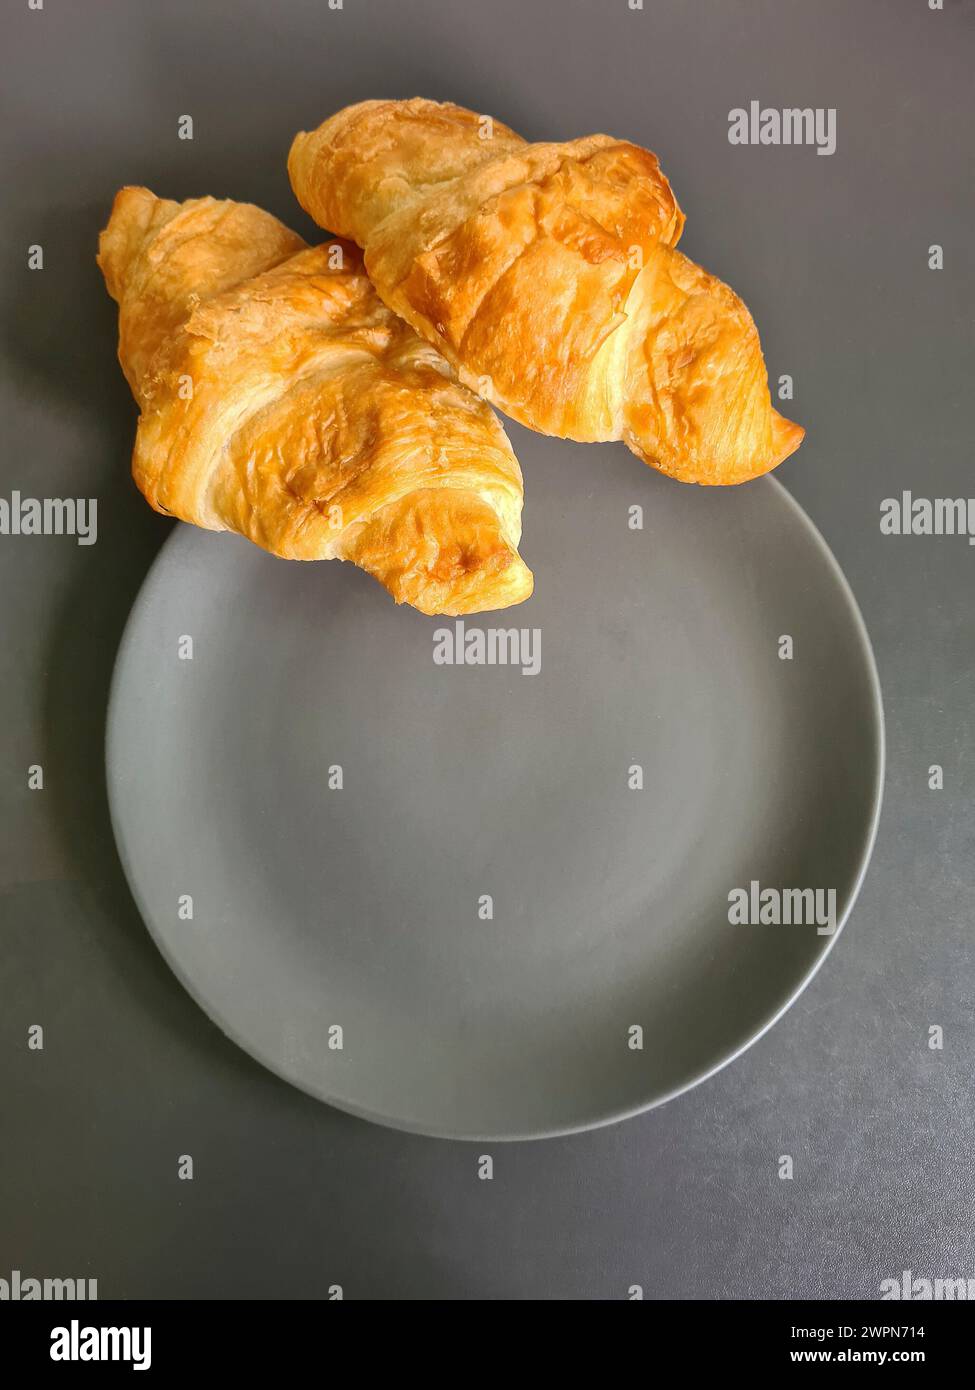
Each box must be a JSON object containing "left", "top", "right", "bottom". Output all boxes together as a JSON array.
[{"left": 104, "top": 476, "right": 886, "bottom": 1143}]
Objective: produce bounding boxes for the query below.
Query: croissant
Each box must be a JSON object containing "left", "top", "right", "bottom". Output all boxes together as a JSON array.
[
  {"left": 97, "top": 186, "right": 533, "bottom": 615},
  {"left": 289, "top": 99, "right": 804, "bottom": 486}
]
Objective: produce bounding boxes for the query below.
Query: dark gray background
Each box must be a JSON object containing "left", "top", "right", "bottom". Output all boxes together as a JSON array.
[{"left": 1, "top": 0, "right": 972, "bottom": 1299}]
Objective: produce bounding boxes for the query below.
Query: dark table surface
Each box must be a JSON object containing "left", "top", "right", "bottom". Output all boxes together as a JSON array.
[{"left": 2, "top": 0, "right": 973, "bottom": 1299}]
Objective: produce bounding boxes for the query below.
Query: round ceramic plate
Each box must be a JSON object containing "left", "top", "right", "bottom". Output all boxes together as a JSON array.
[{"left": 106, "top": 435, "right": 883, "bottom": 1140}]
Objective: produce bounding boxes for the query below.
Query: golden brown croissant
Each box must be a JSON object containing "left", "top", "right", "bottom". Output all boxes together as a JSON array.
[
  {"left": 289, "top": 99, "right": 804, "bottom": 485},
  {"left": 97, "top": 185, "right": 533, "bottom": 614}
]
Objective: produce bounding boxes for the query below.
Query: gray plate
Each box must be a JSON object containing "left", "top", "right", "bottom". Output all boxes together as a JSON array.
[{"left": 106, "top": 436, "right": 884, "bottom": 1140}]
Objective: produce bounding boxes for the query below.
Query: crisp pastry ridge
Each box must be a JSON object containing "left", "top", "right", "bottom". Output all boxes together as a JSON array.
[
  {"left": 289, "top": 98, "right": 804, "bottom": 485},
  {"left": 97, "top": 185, "right": 533, "bottom": 615}
]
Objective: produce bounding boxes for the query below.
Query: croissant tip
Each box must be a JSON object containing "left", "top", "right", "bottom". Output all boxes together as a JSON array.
[
  {"left": 414, "top": 556, "right": 534, "bottom": 616},
  {"left": 771, "top": 414, "right": 805, "bottom": 468}
]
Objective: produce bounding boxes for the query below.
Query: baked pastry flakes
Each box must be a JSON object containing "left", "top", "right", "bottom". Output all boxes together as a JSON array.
[
  {"left": 98, "top": 186, "right": 532, "bottom": 614},
  {"left": 289, "top": 99, "right": 804, "bottom": 485}
]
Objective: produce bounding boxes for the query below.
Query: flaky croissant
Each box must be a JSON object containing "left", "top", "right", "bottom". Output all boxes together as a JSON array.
[
  {"left": 97, "top": 186, "right": 533, "bottom": 614},
  {"left": 289, "top": 99, "right": 804, "bottom": 485}
]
